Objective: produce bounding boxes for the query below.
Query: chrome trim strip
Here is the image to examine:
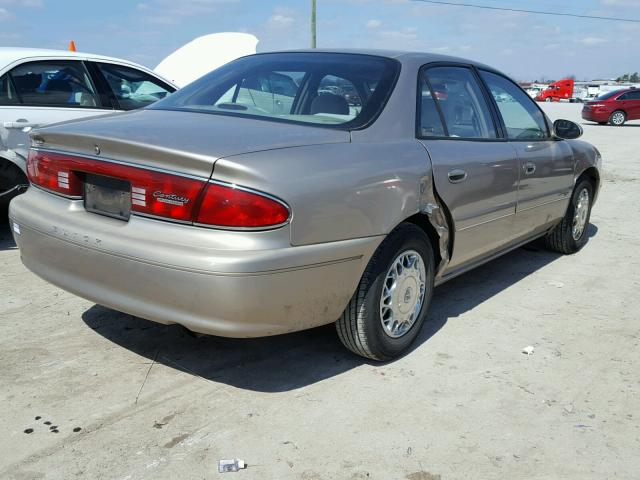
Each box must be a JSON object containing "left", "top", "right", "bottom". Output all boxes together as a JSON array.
[
  {"left": 456, "top": 211, "right": 514, "bottom": 232},
  {"left": 516, "top": 196, "right": 569, "bottom": 213},
  {"left": 435, "top": 230, "right": 548, "bottom": 286},
  {"left": 31, "top": 184, "right": 82, "bottom": 200},
  {"left": 131, "top": 210, "right": 193, "bottom": 225}
]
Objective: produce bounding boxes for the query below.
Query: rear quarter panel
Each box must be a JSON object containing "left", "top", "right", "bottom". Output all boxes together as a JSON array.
[
  {"left": 568, "top": 139, "right": 602, "bottom": 201},
  {"left": 212, "top": 140, "right": 432, "bottom": 246}
]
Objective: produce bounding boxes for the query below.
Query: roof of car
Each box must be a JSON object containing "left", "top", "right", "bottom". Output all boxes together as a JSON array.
[
  {"left": 254, "top": 48, "right": 498, "bottom": 72},
  {"left": 0, "top": 47, "right": 146, "bottom": 69}
]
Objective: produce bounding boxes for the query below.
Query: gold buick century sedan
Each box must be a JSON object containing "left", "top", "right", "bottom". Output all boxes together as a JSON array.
[{"left": 9, "top": 50, "right": 601, "bottom": 360}]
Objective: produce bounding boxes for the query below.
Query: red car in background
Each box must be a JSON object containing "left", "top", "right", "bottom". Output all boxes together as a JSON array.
[{"left": 582, "top": 88, "right": 640, "bottom": 126}]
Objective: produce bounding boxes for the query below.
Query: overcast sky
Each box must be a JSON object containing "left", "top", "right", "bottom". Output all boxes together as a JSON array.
[{"left": 0, "top": 0, "right": 638, "bottom": 81}]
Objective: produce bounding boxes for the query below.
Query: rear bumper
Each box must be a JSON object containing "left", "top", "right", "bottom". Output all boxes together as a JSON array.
[
  {"left": 581, "top": 109, "right": 610, "bottom": 122},
  {"left": 9, "top": 188, "right": 382, "bottom": 337}
]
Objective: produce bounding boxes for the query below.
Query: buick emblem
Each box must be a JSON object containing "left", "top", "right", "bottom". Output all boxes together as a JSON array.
[{"left": 94, "top": 145, "right": 101, "bottom": 155}]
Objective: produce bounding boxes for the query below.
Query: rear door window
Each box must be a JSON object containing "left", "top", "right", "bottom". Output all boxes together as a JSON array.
[
  {"left": 94, "top": 62, "right": 174, "bottom": 110},
  {"left": 619, "top": 91, "right": 640, "bottom": 100},
  {"left": 9, "top": 60, "right": 100, "bottom": 108},
  {"left": 420, "top": 66, "right": 497, "bottom": 139},
  {"left": 479, "top": 70, "right": 549, "bottom": 140},
  {"left": 418, "top": 83, "right": 445, "bottom": 137}
]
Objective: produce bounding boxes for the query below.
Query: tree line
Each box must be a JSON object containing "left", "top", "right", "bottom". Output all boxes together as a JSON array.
[{"left": 616, "top": 73, "right": 639, "bottom": 83}]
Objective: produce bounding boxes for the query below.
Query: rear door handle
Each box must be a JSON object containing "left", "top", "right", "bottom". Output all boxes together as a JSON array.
[
  {"left": 447, "top": 169, "right": 468, "bottom": 183},
  {"left": 523, "top": 162, "right": 536, "bottom": 175}
]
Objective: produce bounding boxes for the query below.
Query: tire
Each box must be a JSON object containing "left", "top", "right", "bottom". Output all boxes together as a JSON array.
[
  {"left": 545, "top": 179, "right": 594, "bottom": 254},
  {"left": 336, "top": 223, "right": 435, "bottom": 361},
  {"left": 0, "top": 160, "right": 28, "bottom": 222},
  {"left": 545, "top": 98, "right": 552, "bottom": 103},
  {"left": 598, "top": 122, "right": 607, "bottom": 125},
  {"left": 609, "top": 110, "right": 626, "bottom": 126}
]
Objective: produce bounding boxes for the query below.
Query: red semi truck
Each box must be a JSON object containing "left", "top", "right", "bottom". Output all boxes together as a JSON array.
[{"left": 535, "top": 78, "right": 575, "bottom": 102}]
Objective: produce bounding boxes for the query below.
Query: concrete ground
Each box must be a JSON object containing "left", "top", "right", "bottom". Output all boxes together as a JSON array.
[{"left": 1, "top": 103, "right": 638, "bottom": 480}]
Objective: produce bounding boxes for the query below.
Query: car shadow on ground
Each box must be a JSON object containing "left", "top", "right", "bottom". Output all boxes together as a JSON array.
[
  {"left": 582, "top": 122, "right": 640, "bottom": 127},
  {"left": 82, "top": 225, "right": 597, "bottom": 393},
  {"left": 0, "top": 221, "right": 17, "bottom": 251}
]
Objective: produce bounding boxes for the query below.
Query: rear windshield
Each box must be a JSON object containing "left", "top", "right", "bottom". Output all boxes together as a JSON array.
[
  {"left": 595, "top": 90, "right": 625, "bottom": 100},
  {"left": 149, "top": 52, "right": 400, "bottom": 129}
]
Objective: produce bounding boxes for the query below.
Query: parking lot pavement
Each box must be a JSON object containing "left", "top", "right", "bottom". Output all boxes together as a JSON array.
[{"left": 1, "top": 103, "right": 639, "bottom": 479}]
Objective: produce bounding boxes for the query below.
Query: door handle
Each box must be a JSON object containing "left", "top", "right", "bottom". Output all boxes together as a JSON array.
[
  {"left": 447, "top": 169, "right": 468, "bottom": 184},
  {"left": 3, "top": 121, "right": 40, "bottom": 130},
  {"left": 523, "top": 162, "right": 536, "bottom": 175}
]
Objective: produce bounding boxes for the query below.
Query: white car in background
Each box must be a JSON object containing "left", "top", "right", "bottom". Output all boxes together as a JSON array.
[{"left": 0, "top": 47, "right": 177, "bottom": 210}]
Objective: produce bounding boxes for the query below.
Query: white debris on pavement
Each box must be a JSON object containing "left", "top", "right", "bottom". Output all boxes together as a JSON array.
[
  {"left": 522, "top": 346, "right": 535, "bottom": 356},
  {"left": 218, "top": 459, "right": 246, "bottom": 473}
]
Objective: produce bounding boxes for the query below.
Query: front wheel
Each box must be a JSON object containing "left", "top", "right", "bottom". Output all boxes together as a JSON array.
[
  {"left": 336, "top": 223, "right": 435, "bottom": 361},
  {"left": 545, "top": 179, "right": 594, "bottom": 254}
]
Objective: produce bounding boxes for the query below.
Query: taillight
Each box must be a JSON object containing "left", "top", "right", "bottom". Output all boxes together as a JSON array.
[
  {"left": 27, "top": 150, "right": 204, "bottom": 221},
  {"left": 27, "top": 149, "right": 290, "bottom": 229},
  {"left": 127, "top": 172, "right": 203, "bottom": 222},
  {"left": 27, "top": 149, "right": 83, "bottom": 196},
  {"left": 195, "top": 183, "right": 289, "bottom": 228}
]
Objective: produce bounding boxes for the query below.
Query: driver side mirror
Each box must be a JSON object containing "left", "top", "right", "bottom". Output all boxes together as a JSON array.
[{"left": 553, "top": 119, "right": 583, "bottom": 140}]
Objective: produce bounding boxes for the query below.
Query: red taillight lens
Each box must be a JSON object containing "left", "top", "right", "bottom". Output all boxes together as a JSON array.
[
  {"left": 195, "top": 183, "right": 289, "bottom": 228},
  {"left": 27, "top": 150, "right": 290, "bottom": 229},
  {"left": 27, "top": 150, "right": 204, "bottom": 221},
  {"left": 27, "top": 149, "right": 83, "bottom": 196}
]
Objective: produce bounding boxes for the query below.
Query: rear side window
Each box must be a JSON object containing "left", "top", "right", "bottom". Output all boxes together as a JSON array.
[
  {"left": 619, "top": 91, "right": 640, "bottom": 100},
  {"left": 9, "top": 61, "right": 99, "bottom": 108},
  {"left": 420, "top": 66, "right": 497, "bottom": 139},
  {"left": 95, "top": 62, "right": 174, "bottom": 110},
  {"left": 480, "top": 71, "right": 549, "bottom": 141},
  {"left": 595, "top": 90, "right": 623, "bottom": 101},
  {"left": 0, "top": 74, "right": 19, "bottom": 105}
]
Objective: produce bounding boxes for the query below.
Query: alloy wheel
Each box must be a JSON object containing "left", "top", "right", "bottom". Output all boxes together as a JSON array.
[{"left": 611, "top": 112, "right": 625, "bottom": 126}]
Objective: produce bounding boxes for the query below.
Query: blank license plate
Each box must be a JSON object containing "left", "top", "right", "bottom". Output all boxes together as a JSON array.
[{"left": 84, "top": 173, "right": 131, "bottom": 221}]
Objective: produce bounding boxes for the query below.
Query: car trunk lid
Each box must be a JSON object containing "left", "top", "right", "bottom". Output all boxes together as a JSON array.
[{"left": 31, "top": 109, "right": 351, "bottom": 179}]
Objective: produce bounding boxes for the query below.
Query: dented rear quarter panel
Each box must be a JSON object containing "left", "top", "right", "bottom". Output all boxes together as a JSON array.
[
  {"left": 568, "top": 139, "right": 602, "bottom": 201},
  {"left": 212, "top": 140, "right": 433, "bottom": 246}
]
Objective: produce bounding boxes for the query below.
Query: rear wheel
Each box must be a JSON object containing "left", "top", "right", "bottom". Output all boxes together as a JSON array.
[
  {"left": 545, "top": 98, "right": 552, "bottom": 103},
  {"left": 336, "top": 223, "right": 435, "bottom": 361},
  {"left": 545, "top": 179, "right": 594, "bottom": 254},
  {"left": 609, "top": 110, "right": 626, "bottom": 126}
]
